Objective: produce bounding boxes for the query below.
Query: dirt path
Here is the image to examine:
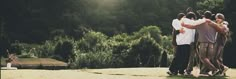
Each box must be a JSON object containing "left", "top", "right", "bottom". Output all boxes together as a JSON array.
[{"left": 1, "top": 67, "right": 235, "bottom": 79}]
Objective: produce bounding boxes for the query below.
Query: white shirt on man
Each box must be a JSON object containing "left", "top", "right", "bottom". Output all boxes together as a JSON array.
[{"left": 172, "top": 18, "right": 197, "bottom": 45}]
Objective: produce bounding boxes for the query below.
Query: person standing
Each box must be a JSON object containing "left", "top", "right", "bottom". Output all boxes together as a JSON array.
[
  {"left": 214, "top": 13, "right": 229, "bottom": 76},
  {"left": 182, "top": 11, "right": 227, "bottom": 76},
  {"left": 168, "top": 12, "right": 194, "bottom": 75},
  {"left": 168, "top": 13, "right": 185, "bottom": 75},
  {"left": 183, "top": 12, "right": 201, "bottom": 75}
]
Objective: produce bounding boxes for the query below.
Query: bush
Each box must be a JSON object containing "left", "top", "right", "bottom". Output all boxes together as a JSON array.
[
  {"left": 161, "top": 35, "right": 174, "bottom": 55},
  {"left": 78, "top": 31, "right": 109, "bottom": 52},
  {"left": 10, "top": 42, "right": 39, "bottom": 58},
  {"left": 5, "top": 26, "right": 175, "bottom": 69},
  {"left": 133, "top": 26, "right": 162, "bottom": 43},
  {"left": 71, "top": 50, "right": 113, "bottom": 68},
  {"left": 37, "top": 40, "right": 56, "bottom": 58},
  {"left": 160, "top": 51, "right": 168, "bottom": 67},
  {"left": 71, "top": 31, "right": 114, "bottom": 68},
  {"left": 111, "top": 42, "right": 130, "bottom": 67},
  {"left": 52, "top": 35, "right": 76, "bottom": 63},
  {"left": 54, "top": 41, "right": 75, "bottom": 62},
  {"left": 126, "top": 33, "right": 162, "bottom": 67}
]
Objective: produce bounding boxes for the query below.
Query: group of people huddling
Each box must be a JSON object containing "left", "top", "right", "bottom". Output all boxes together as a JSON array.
[{"left": 168, "top": 9, "right": 230, "bottom": 77}]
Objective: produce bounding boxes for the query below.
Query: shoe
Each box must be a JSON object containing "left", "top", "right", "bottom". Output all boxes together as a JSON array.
[
  {"left": 167, "top": 71, "right": 177, "bottom": 76},
  {"left": 222, "top": 66, "right": 229, "bottom": 75},
  {"left": 192, "top": 67, "right": 200, "bottom": 77},
  {"left": 212, "top": 69, "right": 220, "bottom": 76}
]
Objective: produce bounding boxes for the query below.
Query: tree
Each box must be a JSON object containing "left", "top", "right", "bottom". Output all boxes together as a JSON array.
[
  {"left": 196, "top": 0, "right": 224, "bottom": 13},
  {"left": 223, "top": 0, "right": 236, "bottom": 67}
]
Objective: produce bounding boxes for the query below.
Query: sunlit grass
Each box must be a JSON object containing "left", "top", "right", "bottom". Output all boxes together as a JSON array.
[{"left": 1, "top": 67, "right": 236, "bottom": 79}]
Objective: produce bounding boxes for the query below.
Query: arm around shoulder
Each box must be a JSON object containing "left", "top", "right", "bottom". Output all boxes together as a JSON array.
[{"left": 209, "top": 21, "right": 226, "bottom": 33}]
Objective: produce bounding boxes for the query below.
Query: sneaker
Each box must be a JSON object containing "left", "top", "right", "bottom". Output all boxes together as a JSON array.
[
  {"left": 212, "top": 69, "right": 220, "bottom": 76},
  {"left": 222, "top": 66, "right": 229, "bottom": 75},
  {"left": 167, "top": 71, "right": 177, "bottom": 76},
  {"left": 192, "top": 67, "right": 200, "bottom": 77}
]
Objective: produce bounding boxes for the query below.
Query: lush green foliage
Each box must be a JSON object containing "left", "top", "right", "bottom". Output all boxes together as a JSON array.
[
  {"left": 0, "top": 0, "right": 208, "bottom": 43},
  {"left": 1, "top": 0, "right": 235, "bottom": 67},
  {"left": 133, "top": 26, "right": 162, "bottom": 43},
  {"left": 7, "top": 26, "right": 174, "bottom": 68},
  {"left": 126, "top": 34, "right": 162, "bottom": 67},
  {"left": 78, "top": 31, "right": 109, "bottom": 52},
  {"left": 196, "top": 0, "right": 224, "bottom": 13}
]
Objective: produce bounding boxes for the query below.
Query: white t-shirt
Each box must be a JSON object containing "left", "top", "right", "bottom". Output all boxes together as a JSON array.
[
  {"left": 173, "top": 18, "right": 196, "bottom": 45},
  {"left": 172, "top": 19, "right": 182, "bottom": 30}
]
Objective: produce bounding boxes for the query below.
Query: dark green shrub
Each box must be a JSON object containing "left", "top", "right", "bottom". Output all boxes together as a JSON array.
[
  {"left": 10, "top": 42, "right": 39, "bottom": 58},
  {"left": 161, "top": 35, "right": 174, "bottom": 55},
  {"left": 37, "top": 40, "right": 56, "bottom": 58},
  {"left": 111, "top": 42, "right": 130, "bottom": 67},
  {"left": 54, "top": 41, "right": 75, "bottom": 62},
  {"left": 160, "top": 51, "right": 168, "bottom": 67},
  {"left": 133, "top": 26, "right": 162, "bottom": 43},
  {"left": 109, "top": 33, "right": 131, "bottom": 67},
  {"left": 72, "top": 50, "right": 113, "bottom": 68},
  {"left": 78, "top": 31, "right": 108, "bottom": 52},
  {"left": 126, "top": 34, "right": 162, "bottom": 67}
]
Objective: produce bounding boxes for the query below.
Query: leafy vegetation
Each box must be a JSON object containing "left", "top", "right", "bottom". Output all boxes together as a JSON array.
[
  {"left": 5, "top": 26, "right": 174, "bottom": 68},
  {"left": 1, "top": 0, "right": 235, "bottom": 68}
]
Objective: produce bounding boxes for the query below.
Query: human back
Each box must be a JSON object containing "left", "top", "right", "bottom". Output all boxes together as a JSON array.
[
  {"left": 196, "top": 11, "right": 217, "bottom": 43},
  {"left": 196, "top": 22, "right": 217, "bottom": 43}
]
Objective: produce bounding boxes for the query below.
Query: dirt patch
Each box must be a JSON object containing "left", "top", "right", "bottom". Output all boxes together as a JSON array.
[{"left": 1, "top": 58, "right": 67, "bottom": 69}]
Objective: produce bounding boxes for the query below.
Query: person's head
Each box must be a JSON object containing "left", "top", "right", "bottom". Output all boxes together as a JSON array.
[
  {"left": 204, "top": 11, "right": 212, "bottom": 19},
  {"left": 215, "top": 13, "right": 225, "bottom": 23},
  {"left": 177, "top": 13, "right": 185, "bottom": 20},
  {"left": 186, "top": 12, "right": 196, "bottom": 20},
  {"left": 186, "top": 7, "right": 193, "bottom": 13}
]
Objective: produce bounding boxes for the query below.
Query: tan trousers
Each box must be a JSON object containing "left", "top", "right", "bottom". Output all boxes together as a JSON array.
[{"left": 198, "top": 43, "right": 217, "bottom": 71}]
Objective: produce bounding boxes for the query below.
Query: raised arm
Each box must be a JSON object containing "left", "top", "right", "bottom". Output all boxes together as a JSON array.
[
  {"left": 181, "top": 22, "right": 197, "bottom": 29},
  {"left": 181, "top": 19, "right": 207, "bottom": 29},
  {"left": 209, "top": 21, "right": 227, "bottom": 34}
]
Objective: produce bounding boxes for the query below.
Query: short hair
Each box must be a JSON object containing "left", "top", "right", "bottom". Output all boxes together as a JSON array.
[
  {"left": 186, "top": 7, "right": 193, "bottom": 13},
  {"left": 186, "top": 12, "right": 196, "bottom": 19},
  {"left": 177, "top": 13, "right": 185, "bottom": 20},
  {"left": 204, "top": 11, "right": 212, "bottom": 19},
  {"left": 215, "top": 13, "right": 225, "bottom": 20}
]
